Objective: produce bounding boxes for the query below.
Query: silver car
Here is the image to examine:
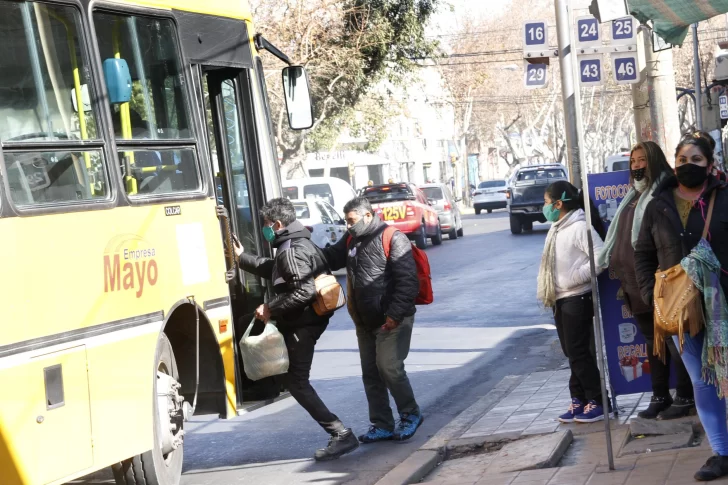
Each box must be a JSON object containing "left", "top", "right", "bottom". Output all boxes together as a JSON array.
[
  {"left": 473, "top": 180, "right": 508, "bottom": 214},
  {"left": 419, "top": 183, "right": 464, "bottom": 240}
]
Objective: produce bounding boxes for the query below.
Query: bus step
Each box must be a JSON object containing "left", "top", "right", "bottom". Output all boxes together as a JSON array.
[{"left": 236, "top": 392, "right": 292, "bottom": 415}]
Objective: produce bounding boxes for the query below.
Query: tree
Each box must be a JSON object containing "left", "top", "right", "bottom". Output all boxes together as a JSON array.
[{"left": 251, "top": 0, "right": 438, "bottom": 177}]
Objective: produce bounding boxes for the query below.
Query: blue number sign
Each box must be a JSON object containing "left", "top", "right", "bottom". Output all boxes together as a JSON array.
[
  {"left": 579, "top": 57, "right": 602, "bottom": 85},
  {"left": 524, "top": 22, "right": 546, "bottom": 47},
  {"left": 612, "top": 17, "right": 634, "bottom": 42},
  {"left": 524, "top": 63, "right": 548, "bottom": 89},
  {"left": 613, "top": 55, "right": 638, "bottom": 84},
  {"left": 576, "top": 17, "right": 599, "bottom": 45}
]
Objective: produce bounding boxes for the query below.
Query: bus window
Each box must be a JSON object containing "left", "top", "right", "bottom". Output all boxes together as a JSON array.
[
  {"left": 0, "top": 2, "right": 109, "bottom": 207},
  {"left": 94, "top": 13, "right": 191, "bottom": 140},
  {"left": 0, "top": 2, "right": 98, "bottom": 143},
  {"left": 5, "top": 150, "right": 107, "bottom": 205},
  {"left": 94, "top": 12, "right": 200, "bottom": 196},
  {"left": 119, "top": 148, "right": 199, "bottom": 194}
]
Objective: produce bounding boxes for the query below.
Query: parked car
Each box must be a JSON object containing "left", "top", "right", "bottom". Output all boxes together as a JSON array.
[
  {"left": 282, "top": 176, "right": 357, "bottom": 216},
  {"left": 507, "top": 164, "right": 568, "bottom": 235},
  {"left": 361, "top": 183, "right": 442, "bottom": 249},
  {"left": 604, "top": 152, "right": 630, "bottom": 172},
  {"left": 291, "top": 198, "right": 347, "bottom": 248},
  {"left": 419, "top": 182, "right": 464, "bottom": 239},
  {"left": 472, "top": 180, "right": 508, "bottom": 214}
]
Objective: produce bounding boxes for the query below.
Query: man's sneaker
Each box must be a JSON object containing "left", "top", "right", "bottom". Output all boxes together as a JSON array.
[
  {"left": 574, "top": 400, "right": 605, "bottom": 423},
  {"left": 694, "top": 455, "right": 728, "bottom": 481},
  {"left": 558, "top": 398, "right": 584, "bottom": 423},
  {"left": 314, "top": 429, "right": 359, "bottom": 461},
  {"left": 637, "top": 395, "right": 673, "bottom": 419},
  {"left": 358, "top": 426, "right": 394, "bottom": 443},
  {"left": 657, "top": 396, "right": 696, "bottom": 420},
  {"left": 394, "top": 412, "right": 424, "bottom": 441}
]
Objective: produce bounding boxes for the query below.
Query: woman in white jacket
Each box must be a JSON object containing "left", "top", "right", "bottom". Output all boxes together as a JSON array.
[{"left": 537, "top": 181, "right": 607, "bottom": 423}]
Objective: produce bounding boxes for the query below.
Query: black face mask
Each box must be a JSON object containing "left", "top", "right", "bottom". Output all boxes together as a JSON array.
[
  {"left": 676, "top": 163, "right": 709, "bottom": 188},
  {"left": 347, "top": 218, "right": 369, "bottom": 238},
  {"left": 631, "top": 168, "right": 646, "bottom": 181}
]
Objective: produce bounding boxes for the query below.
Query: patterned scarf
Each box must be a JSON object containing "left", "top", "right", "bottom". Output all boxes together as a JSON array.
[{"left": 682, "top": 239, "right": 728, "bottom": 398}]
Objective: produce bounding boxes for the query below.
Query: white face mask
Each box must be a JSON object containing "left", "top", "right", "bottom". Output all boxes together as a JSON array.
[{"left": 634, "top": 178, "right": 649, "bottom": 193}]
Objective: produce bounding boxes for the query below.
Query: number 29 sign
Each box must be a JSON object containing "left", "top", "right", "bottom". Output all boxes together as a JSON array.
[{"left": 524, "top": 62, "right": 548, "bottom": 89}]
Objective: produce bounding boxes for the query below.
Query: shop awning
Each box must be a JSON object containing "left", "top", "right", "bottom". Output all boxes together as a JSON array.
[{"left": 628, "top": 0, "right": 728, "bottom": 45}]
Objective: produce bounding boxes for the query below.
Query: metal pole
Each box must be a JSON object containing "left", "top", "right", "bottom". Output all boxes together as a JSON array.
[
  {"left": 563, "top": 0, "right": 615, "bottom": 470},
  {"left": 555, "top": 0, "right": 582, "bottom": 188},
  {"left": 693, "top": 23, "right": 703, "bottom": 130}
]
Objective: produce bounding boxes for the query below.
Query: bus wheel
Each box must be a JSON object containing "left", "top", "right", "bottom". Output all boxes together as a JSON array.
[{"left": 112, "top": 334, "right": 184, "bottom": 485}]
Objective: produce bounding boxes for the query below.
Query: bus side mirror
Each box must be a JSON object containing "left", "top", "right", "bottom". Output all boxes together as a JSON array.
[
  {"left": 103, "top": 58, "right": 132, "bottom": 104},
  {"left": 282, "top": 66, "right": 313, "bottom": 130}
]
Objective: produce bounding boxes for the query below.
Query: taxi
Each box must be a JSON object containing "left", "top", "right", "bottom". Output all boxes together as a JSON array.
[{"left": 361, "top": 183, "right": 442, "bottom": 249}]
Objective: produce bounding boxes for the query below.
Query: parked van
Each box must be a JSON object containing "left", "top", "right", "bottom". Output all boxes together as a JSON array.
[
  {"left": 282, "top": 177, "right": 357, "bottom": 216},
  {"left": 604, "top": 152, "right": 630, "bottom": 172}
]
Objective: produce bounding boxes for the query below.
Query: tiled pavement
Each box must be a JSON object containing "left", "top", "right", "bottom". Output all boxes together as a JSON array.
[
  {"left": 460, "top": 370, "right": 655, "bottom": 439},
  {"left": 422, "top": 448, "right": 728, "bottom": 485},
  {"left": 423, "top": 369, "right": 720, "bottom": 485}
]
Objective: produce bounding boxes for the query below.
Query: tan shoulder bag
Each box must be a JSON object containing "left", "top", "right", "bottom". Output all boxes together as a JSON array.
[
  {"left": 653, "top": 190, "right": 716, "bottom": 359},
  {"left": 310, "top": 243, "right": 346, "bottom": 316}
]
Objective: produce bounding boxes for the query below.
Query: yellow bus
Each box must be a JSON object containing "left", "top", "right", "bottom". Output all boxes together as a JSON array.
[{"left": 0, "top": 0, "right": 313, "bottom": 483}]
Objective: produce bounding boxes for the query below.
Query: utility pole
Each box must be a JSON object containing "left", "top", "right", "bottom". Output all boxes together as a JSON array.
[
  {"left": 555, "top": 0, "right": 582, "bottom": 188},
  {"left": 693, "top": 23, "right": 704, "bottom": 130},
  {"left": 631, "top": 27, "right": 681, "bottom": 157}
]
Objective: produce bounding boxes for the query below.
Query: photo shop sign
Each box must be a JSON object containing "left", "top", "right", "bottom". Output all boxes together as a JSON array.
[{"left": 588, "top": 171, "right": 676, "bottom": 396}]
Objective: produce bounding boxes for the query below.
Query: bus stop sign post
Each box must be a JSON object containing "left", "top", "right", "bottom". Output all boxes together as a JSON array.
[{"left": 555, "top": 0, "right": 616, "bottom": 471}]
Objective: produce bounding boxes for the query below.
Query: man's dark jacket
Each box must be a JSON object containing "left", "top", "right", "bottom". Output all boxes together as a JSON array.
[
  {"left": 634, "top": 174, "right": 728, "bottom": 307},
  {"left": 238, "top": 220, "right": 330, "bottom": 329},
  {"left": 323, "top": 216, "right": 419, "bottom": 329}
]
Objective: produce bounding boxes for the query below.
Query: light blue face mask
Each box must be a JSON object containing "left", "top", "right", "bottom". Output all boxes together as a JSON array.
[{"left": 542, "top": 191, "right": 571, "bottom": 223}]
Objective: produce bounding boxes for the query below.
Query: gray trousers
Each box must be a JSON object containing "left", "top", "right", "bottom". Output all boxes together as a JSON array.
[{"left": 356, "top": 315, "right": 420, "bottom": 431}]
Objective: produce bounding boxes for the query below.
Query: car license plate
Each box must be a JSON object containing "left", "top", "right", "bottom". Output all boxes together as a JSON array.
[{"left": 381, "top": 206, "right": 406, "bottom": 221}]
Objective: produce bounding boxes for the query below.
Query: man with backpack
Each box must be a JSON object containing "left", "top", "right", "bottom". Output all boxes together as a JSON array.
[
  {"left": 322, "top": 197, "right": 424, "bottom": 442},
  {"left": 232, "top": 198, "right": 359, "bottom": 461}
]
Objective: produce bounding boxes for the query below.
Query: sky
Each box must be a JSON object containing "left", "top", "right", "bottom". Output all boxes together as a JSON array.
[{"left": 438, "top": 0, "right": 513, "bottom": 35}]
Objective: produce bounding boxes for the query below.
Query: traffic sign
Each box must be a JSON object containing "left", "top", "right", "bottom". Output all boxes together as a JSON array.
[
  {"left": 720, "top": 95, "right": 728, "bottom": 120},
  {"left": 611, "top": 53, "right": 639, "bottom": 84},
  {"left": 524, "top": 62, "right": 548, "bottom": 89},
  {"left": 610, "top": 16, "right": 635, "bottom": 45},
  {"left": 523, "top": 21, "right": 548, "bottom": 50},
  {"left": 576, "top": 16, "right": 600, "bottom": 47},
  {"left": 578, "top": 55, "right": 603, "bottom": 86}
]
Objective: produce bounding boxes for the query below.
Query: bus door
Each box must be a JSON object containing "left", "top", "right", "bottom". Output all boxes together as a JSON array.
[{"left": 198, "top": 67, "right": 280, "bottom": 405}]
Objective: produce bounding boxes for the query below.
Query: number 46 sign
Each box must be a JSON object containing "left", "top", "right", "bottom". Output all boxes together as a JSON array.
[{"left": 611, "top": 53, "right": 640, "bottom": 84}]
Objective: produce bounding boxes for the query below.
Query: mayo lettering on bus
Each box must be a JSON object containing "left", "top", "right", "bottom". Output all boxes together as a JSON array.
[{"left": 104, "top": 238, "right": 159, "bottom": 298}]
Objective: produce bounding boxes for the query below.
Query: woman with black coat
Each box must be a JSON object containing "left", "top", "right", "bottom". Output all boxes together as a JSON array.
[
  {"left": 599, "top": 141, "right": 694, "bottom": 420},
  {"left": 635, "top": 132, "right": 728, "bottom": 481}
]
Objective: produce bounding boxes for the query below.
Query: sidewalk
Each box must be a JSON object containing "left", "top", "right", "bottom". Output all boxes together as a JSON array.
[{"left": 376, "top": 370, "right": 727, "bottom": 485}]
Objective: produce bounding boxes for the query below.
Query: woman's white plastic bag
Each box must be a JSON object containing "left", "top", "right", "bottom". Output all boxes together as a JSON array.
[{"left": 239, "top": 319, "right": 289, "bottom": 381}]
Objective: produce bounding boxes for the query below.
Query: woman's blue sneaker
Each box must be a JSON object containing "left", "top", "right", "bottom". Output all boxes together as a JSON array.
[
  {"left": 558, "top": 398, "right": 584, "bottom": 423},
  {"left": 394, "top": 412, "right": 424, "bottom": 441},
  {"left": 358, "top": 426, "right": 394, "bottom": 443},
  {"left": 574, "top": 400, "right": 605, "bottom": 423}
]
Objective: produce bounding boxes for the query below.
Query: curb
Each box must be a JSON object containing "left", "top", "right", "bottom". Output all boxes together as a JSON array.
[{"left": 374, "top": 374, "right": 525, "bottom": 485}]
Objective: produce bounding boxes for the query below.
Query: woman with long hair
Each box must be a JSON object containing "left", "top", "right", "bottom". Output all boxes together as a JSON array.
[
  {"left": 599, "top": 141, "right": 695, "bottom": 420},
  {"left": 635, "top": 131, "right": 728, "bottom": 481},
  {"left": 537, "top": 180, "right": 608, "bottom": 423}
]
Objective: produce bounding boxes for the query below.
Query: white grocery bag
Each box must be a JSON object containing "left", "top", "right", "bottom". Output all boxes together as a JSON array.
[{"left": 239, "top": 319, "right": 289, "bottom": 381}]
